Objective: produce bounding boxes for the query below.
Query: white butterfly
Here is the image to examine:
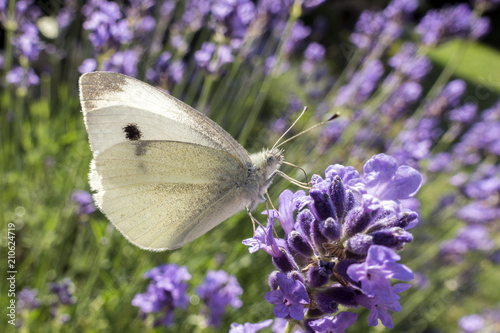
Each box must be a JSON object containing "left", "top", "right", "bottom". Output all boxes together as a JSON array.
[{"left": 79, "top": 72, "right": 283, "bottom": 251}]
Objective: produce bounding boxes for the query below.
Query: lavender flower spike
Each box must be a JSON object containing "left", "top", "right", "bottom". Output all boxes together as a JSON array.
[{"left": 196, "top": 270, "right": 243, "bottom": 327}]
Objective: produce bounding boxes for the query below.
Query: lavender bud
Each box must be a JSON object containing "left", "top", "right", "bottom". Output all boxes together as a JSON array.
[
  {"left": 272, "top": 247, "right": 298, "bottom": 273},
  {"left": 396, "top": 211, "right": 419, "bottom": 229},
  {"left": 307, "top": 261, "right": 335, "bottom": 288},
  {"left": 330, "top": 176, "right": 346, "bottom": 219},
  {"left": 269, "top": 271, "right": 279, "bottom": 290},
  {"left": 313, "top": 292, "right": 339, "bottom": 314},
  {"left": 371, "top": 227, "right": 413, "bottom": 249},
  {"left": 345, "top": 234, "right": 373, "bottom": 255},
  {"left": 298, "top": 209, "right": 314, "bottom": 240},
  {"left": 310, "top": 189, "right": 337, "bottom": 221},
  {"left": 322, "top": 285, "right": 358, "bottom": 307},
  {"left": 288, "top": 231, "right": 314, "bottom": 257},
  {"left": 344, "top": 190, "right": 356, "bottom": 216},
  {"left": 320, "top": 217, "right": 341, "bottom": 241},
  {"left": 312, "top": 218, "right": 328, "bottom": 253},
  {"left": 365, "top": 210, "right": 399, "bottom": 233},
  {"left": 343, "top": 207, "right": 377, "bottom": 238},
  {"left": 289, "top": 270, "right": 305, "bottom": 284}
]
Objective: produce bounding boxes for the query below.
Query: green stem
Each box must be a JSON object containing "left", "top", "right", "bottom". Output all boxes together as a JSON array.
[{"left": 237, "top": 0, "right": 302, "bottom": 144}]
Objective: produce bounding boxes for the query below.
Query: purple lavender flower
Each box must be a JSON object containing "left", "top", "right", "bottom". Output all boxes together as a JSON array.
[
  {"left": 71, "top": 190, "right": 96, "bottom": 215},
  {"left": 283, "top": 21, "right": 311, "bottom": 56},
  {"left": 416, "top": 4, "right": 490, "bottom": 45},
  {"left": 78, "top": 58, "right": 98, "bottom": 74},
  {"left": 6, "top": 66, "right": 40, "bottom": 88},
  {"left": 102, "top": 50, "right": 139, "bottom": 77},
  {"left": 301, "top": 42, "right": 326, "bottom": 74},
  {"left": 334, "top": 60, "right": 384, "bottom": 107},
  {"left": 380, "top": 81, "right": 422, "bottom": 118},
  {"left": 18, "top": 288, "right": 40, "bottom": 311},
  {"left": 49, "top": 278, "right": 76, "bottom": 305},
  {"left": 196, "top": 270, "right": 243, "bottom": 327},
  {"left": 245, "top": 154, "right": 421, "bottom": 330},
  {"left": 427, "top": 152, "right": 452, "bottom": 173},
  {"left": 307, "top": 312, "right": 358, "bottom": 333},
  {"left": 14, "top": 22, "right": 41, "bottom": 61},
  {"left": 363, "top": 154, "right": 422, "bottom": 203},
  {"left": 146, "top": 52, "right": 185, "bottom": 90},
  {"left": 209, "top": 0, "right": 256, "bottom": 47},
  {"left": 347, "top": 245, "right": 413, "bottom": 299},
  {"left": 355, "top": 283, "right": 411, "bottom": 328},
  {"left": 229, "top": 319, "right": 273, "bottom": 333},
  {"left": 459, "top": 314, "right": 485, "bottom": 332},
  {"left": 388, "top": 43, "right": 432, "bottom": 81},
  {"left": 132, "top": 264, "right": 191, "bottom": 327},
  {"left": 194, "top": 42, "right": 234, "bottom": 75},
  {"left": 264, "top": 273, "right": 309, "bottom": 320}
]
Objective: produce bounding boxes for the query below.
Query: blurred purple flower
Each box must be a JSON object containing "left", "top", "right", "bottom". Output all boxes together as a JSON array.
[
  {"left": 196, "top": 270, "right": 243, "bottom": 327},
  {"left": 459, "top": 314, "right": 485, "bottom": 332},
  {"left": 78, "top": 58, "right": 98, "bottom": 74},
  {"left": 388, "top": 43, "right": 432, "bottom": 81},
  {"left": 195, "top": 42, "right": 234, "bottom": 75},
  {"left": 146, "top": 52, "right": 185, "bottom": 89},
  {"left": 71, "top": 190, "right": 96, "bottom": 215},
  {"left": 416, "top": 4, "right": 490, "bottom": 45},
  {"left": 102, "top": 50, "right": 139, "bottom": 77},
  {"left": 6, "top": 66, "right": 40, "bottom": 88},
  {"left": 334, "top": 60, "right": 384, "bottom": 107},
  {"left": 132, "top": 264, "right": 191, "bottom": 327},
  {"left": 283, "top": 21, "right": 311, "bottom": 56},
  {"left": 427, "top": 152, "right": 452, "bottom": 173},
  {"left": 264, "top": 273, "right": 309, "bottom": 320},
  {"left": 18, "top": 288, "right": 41, "bottom": 311},
  {"left": 49, "top": 278, "right": 77, "bottom": 305}
]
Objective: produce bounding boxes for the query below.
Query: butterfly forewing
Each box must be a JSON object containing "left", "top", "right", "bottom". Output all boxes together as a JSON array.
[{"left": 79, "top": 72, "right": 252, "bottom": 165}]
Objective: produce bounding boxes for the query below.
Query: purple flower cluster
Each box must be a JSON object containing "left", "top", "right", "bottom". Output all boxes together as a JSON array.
[
  {"left": 49, "top": 278, "right": 77, "bottom": 324},
  {"left": 132, "top": 265, "right": 243, "bottom": 328},
  {"left": 243, "top": 154, "right": 422, "bottom": 330},
  {"left": 350, "top": 0, "right": 418, "bottom": 52},
  {"left": 131, "top": 264, "right": 191, "bottom": 327},
  {"left": 195, "top": 42, "right": 234, "bottom": 75},
  {"left": 18, "top": 288, "right": 41, "bottom": 311},
  {"left": 196, "top": 270, "right": 243, "bottom": 327},
  {"left": 71, "top": 190, "right": 96, "bottom": 216},
  {"left": 416, "top": 4, "right": 490, "bottom": 46},
  {"left": 459, "top": 305, "right": 500, "bottom": 333}
]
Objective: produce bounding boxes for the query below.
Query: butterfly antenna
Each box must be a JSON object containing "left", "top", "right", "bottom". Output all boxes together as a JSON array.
[
  {"left": 282, "top": 160, "right": 310, "bottom": 185},
  {"left": 275, "top": 112, "right": 340, "bottom": 149},
  {"left": 272, "top": 106, "right": 309, "bottom": 150}
]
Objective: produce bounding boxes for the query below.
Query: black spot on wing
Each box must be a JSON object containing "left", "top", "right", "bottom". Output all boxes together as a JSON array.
[
  {"left": 123, "top": 123, "right": 142, "bottom": 141},
  {"left": 134, "top": 141, "right": 152, "bottom": 156}
]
